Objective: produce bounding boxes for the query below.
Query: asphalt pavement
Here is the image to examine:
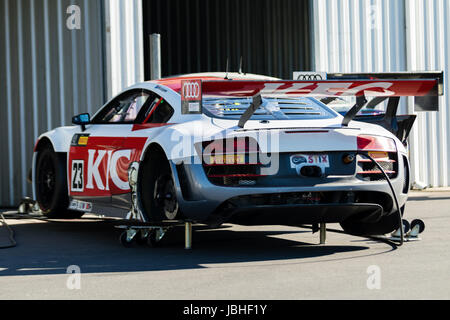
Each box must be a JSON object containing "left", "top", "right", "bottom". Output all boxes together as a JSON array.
[{"left": 0, "top": 191, "right": 449, "bottom": 299}]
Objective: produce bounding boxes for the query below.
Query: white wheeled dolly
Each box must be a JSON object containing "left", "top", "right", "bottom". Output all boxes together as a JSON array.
[
  {"left": 115, "top": 221, "right": 193, "bottom": 249},
  {"left": 387, "top": 219, "right": 425, "bottom": 242}
]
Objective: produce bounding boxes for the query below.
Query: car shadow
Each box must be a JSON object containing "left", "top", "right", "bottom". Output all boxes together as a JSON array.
[
  {"left": 0, "top": 219, "right": 376, "bottom": 277},
  {"left": 408, "top": 195, "right": 450, "bottom": 202}
]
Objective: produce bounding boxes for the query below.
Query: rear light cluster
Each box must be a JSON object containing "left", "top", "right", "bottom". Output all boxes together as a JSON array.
[
  {"left": 356, "top": 135, "right": 398, "bottom": 181},
  {"left": 202, "top": 137, "right": 263, "bottom": 186}
]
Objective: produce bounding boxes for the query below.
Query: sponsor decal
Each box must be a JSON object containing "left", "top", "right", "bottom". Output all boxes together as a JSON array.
[
  {"left": 85, "top": 149, "right": 131, "bottom": 191},
  {"left": 181, "top": 79, "right": 202, "bottom": 114},
  {"left": 290, "top": 154, "right": 330, "bottom": 176},
  {"left": 69, "top": 199, "right": 92, "bottom": 212},
  {"left": 293, "top": 71, "right": 328, "bottom": 80},
  {"left": 71, "top": 160, "right": 84, "bottom": 192},
  {"left": 68, "top": 137, "right": 147, "bottom": 197},
  {"left": 182, "top": 81, "right": 201, "bottom": 99},
  {"left": 201, "top": 80, "right": 437, "bottom": 98}
]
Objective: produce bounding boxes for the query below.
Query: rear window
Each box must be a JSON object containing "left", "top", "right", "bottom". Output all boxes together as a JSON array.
[{"left": 202, "top": 97, "right": 338, "bottom": 120}]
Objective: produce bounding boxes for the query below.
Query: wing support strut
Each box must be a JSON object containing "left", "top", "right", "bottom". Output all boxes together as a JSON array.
[{"left": 238, "top": 93, "right": 263, "bottom": 128}]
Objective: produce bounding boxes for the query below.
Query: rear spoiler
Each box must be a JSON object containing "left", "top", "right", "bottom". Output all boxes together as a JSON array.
[{"left": 180, "top": 72, "right": 443, "bottom": 128}]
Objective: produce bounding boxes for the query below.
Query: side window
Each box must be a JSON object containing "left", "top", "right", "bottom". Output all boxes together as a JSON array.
[
  {"left": 143, "top": 96, "right": 175, "bottom": 124},
  {"left": 94, "top": 91, "right": 150, "bottom": 124}
]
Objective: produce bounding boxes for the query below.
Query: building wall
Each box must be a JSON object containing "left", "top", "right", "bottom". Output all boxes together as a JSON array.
[
  {"left": 104, "top": 0, "right": 144, "bottom": 98},
  {"left": 0, "top": 0, "right": 144, "bottom": 206},
  {"left": 312, "top": 0, "right": 450, "bottom": 188},
  {"left": 142, "top": 0, "right": 312, "bottom": 79}
]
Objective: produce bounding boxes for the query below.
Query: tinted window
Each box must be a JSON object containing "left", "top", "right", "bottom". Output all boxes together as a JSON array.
[
  {"left": 93, "top": 91, "right": 150, "bottom": 124},
  {"left": 143, "top": 97, "right": 174, "bottom": 123},
  {"left": 202, "top": 96, "right": 338, "bottom": 120}
]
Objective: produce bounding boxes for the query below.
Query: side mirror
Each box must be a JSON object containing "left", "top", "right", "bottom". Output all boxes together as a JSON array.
[{"left": 72, "top": 113, "right": 90, "bottom": 131}]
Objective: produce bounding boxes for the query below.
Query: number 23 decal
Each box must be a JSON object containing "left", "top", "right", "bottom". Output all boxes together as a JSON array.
[{"left": 71, "top": 160, "right": 84, "bottom": 192}]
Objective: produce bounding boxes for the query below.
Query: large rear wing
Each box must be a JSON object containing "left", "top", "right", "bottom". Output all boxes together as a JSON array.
[
  {"left": 326, "top": 71, "right": 444, "bottom": 112},
  {"left": 180, "top": 72, "right": 443, "bottom": 128}
]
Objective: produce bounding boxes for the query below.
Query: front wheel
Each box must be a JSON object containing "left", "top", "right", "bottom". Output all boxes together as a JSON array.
[{"left": 35, "top": 147, "right": 84, "bottom": 219}]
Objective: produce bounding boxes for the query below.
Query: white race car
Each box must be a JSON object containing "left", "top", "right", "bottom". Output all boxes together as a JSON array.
[{"left": 31, "top": 72, "right": 441, "bottom": 236}]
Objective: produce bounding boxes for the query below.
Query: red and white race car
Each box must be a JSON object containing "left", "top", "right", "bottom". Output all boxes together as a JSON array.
[{"left": 31, "top": 72, "right": 441, "bottom": 237}]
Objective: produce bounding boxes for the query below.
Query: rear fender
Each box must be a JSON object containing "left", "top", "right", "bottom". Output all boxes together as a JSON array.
[{"left": 353, "top": 113, "right": 416, "bottom": 144}]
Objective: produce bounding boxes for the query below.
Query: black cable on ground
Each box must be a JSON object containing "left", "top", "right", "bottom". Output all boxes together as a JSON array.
[
  {"left": 356, "top": 152, "right": 404, "bottom": 246},
  {"left": 300, "top": 152, "right": 405, "bottom": 248}
]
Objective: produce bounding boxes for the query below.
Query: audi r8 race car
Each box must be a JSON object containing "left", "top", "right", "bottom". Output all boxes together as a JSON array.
[{"left": 31, "top": 72, "right": 442, "bottom": 236}]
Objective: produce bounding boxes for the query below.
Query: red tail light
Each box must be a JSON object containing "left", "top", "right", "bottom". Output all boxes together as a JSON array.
[
  {"left": 357, "top": 135, "right": 397, "bottom": 152},
  {"left": 203, "top": 137, "right": 259, "bottom": 156},
  {"left": 202, "top": 137, "right": 263, "bottom": 185},
  {"left": 357, "top": 135, "right": 398, "bottom": 179}
]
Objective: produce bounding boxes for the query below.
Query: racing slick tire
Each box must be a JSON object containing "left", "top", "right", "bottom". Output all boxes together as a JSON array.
[
  {"left": 339, "top": 206, "right": 404, "bottom": 236},
  {"left": 140, "top": 150, "right": 181, "bottom": 222},
  {"left": 35, "top": 147, "right": 84, "bottom": 219}
]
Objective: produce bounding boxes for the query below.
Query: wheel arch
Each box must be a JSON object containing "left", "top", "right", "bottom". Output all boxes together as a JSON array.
[
  {"left": 34, "top": 136, "right": 55, "bottom": 153},
  {"left": 140, "top": 142, "right": 168, "bottom": 164},
  {"left": 32, "top": 135, "right": 70, "bottom": 201},
  {"left": 137, "top": 142, "right": 184, "bottom": 221}
]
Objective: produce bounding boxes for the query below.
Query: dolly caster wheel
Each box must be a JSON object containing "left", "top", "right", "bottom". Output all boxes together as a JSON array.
[
  {"left": 406, "top": 219, "right": 425, "bottom": 239},
  {"left": 402, "top": 219, "right": 410, "bottom": 233},
  {"left": 147, "top": 233, "right": 161, "bottom": 247},
  {"left": 135, "top": 230, "right": 149, "bottom": 245},
  {"left": 18, "top": 197, "right": 35, "bottom": 214},
  {"left": 119, "top": 230, "right": 136, "bottom": 248},
  {"left": 147, "top": 228, "right": 166, "bottom": 247},
  {"left": 391, "top": 219, "right": 410, "bottom": 238},
  {"left": 410, "top": 219, "right": 425, "bottom": 234}
]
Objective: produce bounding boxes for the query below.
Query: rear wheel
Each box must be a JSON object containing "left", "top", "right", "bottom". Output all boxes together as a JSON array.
[
  {"left": 35, "top": 147, "right": 84, "bottom": 219},
  {"left": 140, "top": 150, "right": 181, "bottom": 222},
  {"left": 340, "top": 206, "right": 404, "bottom": 236}
]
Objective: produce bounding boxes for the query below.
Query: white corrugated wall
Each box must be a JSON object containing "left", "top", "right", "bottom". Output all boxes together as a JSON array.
[
  {"left": 104, "top": 0, "right": 144, "bottom": 98},
  {"left": 312, "top": 0, "right": 450, "bottom": 188},
  {"left": 0, "top": 0, "right": 144, "bottom": 206}
]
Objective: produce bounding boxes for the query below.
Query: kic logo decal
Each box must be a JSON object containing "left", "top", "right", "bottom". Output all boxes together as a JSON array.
[
  {"left": 261, "top": 81, "right": 396, "bottom": 97},
  {"left": 71, "top": 149, "right": 133, "bottom": 192},
  {"left": 87, "top": 149, "right": 131, "bottom": 191}
]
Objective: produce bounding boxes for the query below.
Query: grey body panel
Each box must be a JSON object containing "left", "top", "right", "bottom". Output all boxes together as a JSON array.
[{"left": 170, "top": 154, "right": 409, "bottom": 223}]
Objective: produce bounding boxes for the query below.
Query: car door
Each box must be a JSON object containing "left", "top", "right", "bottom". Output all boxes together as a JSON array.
[{"left": 68, "top": 89, "right": 153, "bottom": 206}]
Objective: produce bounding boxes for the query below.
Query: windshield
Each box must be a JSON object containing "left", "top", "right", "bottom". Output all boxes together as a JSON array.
[{"left": 202, "top": 96, "right": 338, "bottom": 120}]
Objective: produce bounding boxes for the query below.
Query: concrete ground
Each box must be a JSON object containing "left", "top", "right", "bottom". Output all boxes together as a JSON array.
[{"left": 0, "top": 191, "right": 449, "bottom": 300}]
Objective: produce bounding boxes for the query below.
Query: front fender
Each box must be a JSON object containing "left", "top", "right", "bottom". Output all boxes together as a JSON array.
[{"left": 36, "top": 126, "right": 79, "bottom": 153}]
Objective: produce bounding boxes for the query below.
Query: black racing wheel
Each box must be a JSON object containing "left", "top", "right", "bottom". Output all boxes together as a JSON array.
[
  {"left": 154, "top": 174, "right": 179, "bottom": 220},
  {"left": 140, "top": 150, "right": 181, "bottom": 221},
  {"left": 35, "top": 147, "right": 84, "bottom": 219}
]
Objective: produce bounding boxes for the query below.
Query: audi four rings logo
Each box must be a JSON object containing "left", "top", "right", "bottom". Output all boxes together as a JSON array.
[
  {"left": 183, "top": 81, "right": 201, "bottom": 99},
  {"left": 296, "top": 74, "right": 323, "bottom": 80}
]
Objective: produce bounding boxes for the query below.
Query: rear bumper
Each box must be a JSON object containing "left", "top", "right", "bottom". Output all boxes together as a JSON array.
[{"left": 170, "top": 154, "right": 409, "bottom": 226}]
